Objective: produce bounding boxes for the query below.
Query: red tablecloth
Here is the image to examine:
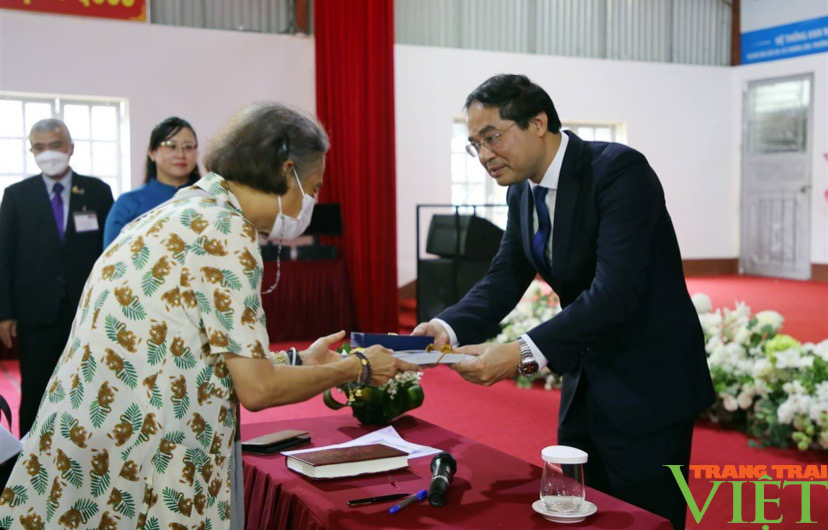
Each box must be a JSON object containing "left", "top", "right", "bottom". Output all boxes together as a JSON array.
[
  {"left": 242, "top": 416, "right": 673, "bottom": 530},
  {"left": 262, "top": 259, "right": 353, "bottom": 341}
]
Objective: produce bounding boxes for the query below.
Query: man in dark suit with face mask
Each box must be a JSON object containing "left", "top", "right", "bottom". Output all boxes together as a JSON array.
[
  {"left": 0, "top": 118, "right": 113, "bottom": 437},
  {"left": 414, "top": 75, "right": 714, "bottom": 530}
]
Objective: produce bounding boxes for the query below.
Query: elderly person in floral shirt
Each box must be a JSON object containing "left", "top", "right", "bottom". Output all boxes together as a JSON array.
[{"left": 0, "top": 103, "right": 418, "bottom": 530}]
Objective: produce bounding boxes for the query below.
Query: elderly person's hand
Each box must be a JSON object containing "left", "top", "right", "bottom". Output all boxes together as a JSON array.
[
  {"left": 451, "top": 341, "right": 521, "bottom": 386},
  {"left": 411, "top": 320, "right": 451, "bottom": 346},
  {"left": 301, "top": 330, "right": 346, "bottom": 366},
  {"left": 360, "top": 345, "right": 421, "bottom": 386}
]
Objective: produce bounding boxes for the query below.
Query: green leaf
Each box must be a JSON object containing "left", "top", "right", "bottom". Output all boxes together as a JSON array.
[
  {"left": 90, "top": 400, "right": 107, "bottom": 429},
  {"left": 220, "top": 269, "right": 242, "bottom": 291},
  {"left": 195, "top": 292, "right": 211, "bottom": 314},
  {"left": 196, "top": 366, "right": 212, "bottom": 388},
  {"left": 123, "top": 403, "right": 143, "bottom": 432},
  {"left": 197, "top": 424, "right": 213, "bottom": 449},
  {"left": 111, "top": 489, "right": 135, "bottom": 518},
  {"left": 72, "top": 498, "right": 99, "bottom": 522},
  {"left": 40, "top": 412, "right": 57, "bottom": 436},
  {"left": 32, "top": 467, "right": 48, "bottom": 495},
  {"left": 142, "top": 517, "right": 160, "bottom": 530},
  {"left": 218, "top": 500, "right": 230, "bottom": 521},
  {"left": 104, "top": 315, "right": 123, "bottom": 343},
  {"left": 180, "top": 208, "right": 199, "bottom": 228},
  {"left": 70, "top": 381, "right": 84, "bottom": 409},
  {"left": 47, "top": 492, "right": 58, "bottom": 521},
  {"left": 82, "top": 353, "right": 97, "bottom": 384},
  {"left": 90, "top": 471, "right": 110, "bottom": 498},
  {"left": 173, "top": 350, "right": 196, "bottom": 370},
  {"left": 49, "top": 381, "right": 66, "bottom": 403},
  {"left": 149, "top": 386, "right": 163, "bottom": 409},
  {"left": 0, "top": 517, "right": 12, "bottom": 528},
  {"left": 148, "top": 341, "right": 166, "bottom": 366},
  {"left": 243, "top": 294, "right": 260, "bottom": 312},
  {"left": 216, "top": 310, "right": 233, "bottom": 331},
  {"left": 122, "top": 300, "right": 147, "bottom": 320},
  {"left": 141, "top": 271, "right": 162, "bottom": 297},
  {"left": 60, "top": 412, "right": 77, "bottom": 439},
  {"left": 118, "top": 360, "right": 138, "bottom": 389},
  {"left": 132, "top": 245, "right": 150, "bottom": 270},
  {"left": 63, "top": 456, "right": 84, "bottom": 489},
  {"left": 112, "top": 262, "right": 127, "bottom": 279},
  {"left": 152, "top": 451, "right": 171, "bottom": 474},
  {"left": 163, "top": 486, "right": 183, "bottom": 513},
  {"left": 173, "top": 393, "right": 190, "bottom": 420},
  {"left": 245, "top": 266, "right": 263, "bottom": 289},
  {"left": 8, "top": 485, "right": 27, "bottom": 507},
  {"left": 214, "top": 212, "right": 232, "bottom": 234},
  {"left": 166, "top": 430, "right": 186, "bottom": 445}
]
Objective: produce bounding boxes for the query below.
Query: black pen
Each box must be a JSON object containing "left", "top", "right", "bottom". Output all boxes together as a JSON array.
[{"left": 347, "top": 493, "right": 410, "bottom": 507}]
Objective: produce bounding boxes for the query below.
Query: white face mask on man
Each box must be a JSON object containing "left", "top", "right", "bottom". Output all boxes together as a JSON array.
[
  {"left": 34, "top": 150, "right": 71, "bottom": 177},
  {"left": 268, "top": 167, "right": 316, "bottom": 241}
]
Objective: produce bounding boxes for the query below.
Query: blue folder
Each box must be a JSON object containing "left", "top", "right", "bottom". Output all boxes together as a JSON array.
[{"left": 350, "top": 333, "right": 434, "bottom": 351}]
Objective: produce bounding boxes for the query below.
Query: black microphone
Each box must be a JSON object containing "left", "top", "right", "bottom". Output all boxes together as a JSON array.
[{"left": 428, "top": 452, "right": 456, "bottom": 507}]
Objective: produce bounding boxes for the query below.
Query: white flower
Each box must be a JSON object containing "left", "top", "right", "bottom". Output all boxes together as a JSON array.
[
  {"left": 752, "top": 358, "right": 773, "bottom": 379},
  {"left": 737, "top": 390, "right": 755, "bottom": 410},
  {"left": 807, "top": 340, "right": 828, "bottom": 362},
  {"left": 722, "top": 394, "right": 739, "bottom": 412},
  {"left": 691, "top": 293, "right": 713, "bottom": 314},
  {"left": 774, "top": 348, "right": 801, "bottom": 370},
  {"left": 776, "top": 400, "right": 795, "bottom": 424},
  {"left": 733, "top": 327, "right": 752, "bottom": 346},
  {"left": 755, "top": 310, "right": 784, "bottom": 331},
  {"left": 698, "top": 311, "right": 723, "bottom": 339}
]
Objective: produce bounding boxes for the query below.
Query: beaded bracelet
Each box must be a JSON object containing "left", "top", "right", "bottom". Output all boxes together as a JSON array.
[{"left": 352, "top": 351, "right": 372, "bottom": 385}]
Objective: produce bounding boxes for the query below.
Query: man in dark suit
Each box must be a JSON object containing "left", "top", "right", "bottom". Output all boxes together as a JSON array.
[
  {"left": 0, "top": 119, "right": 113, "bottom": 437},
  {"left": 413, "top": 75, "right": 714, "bottom": 530}
]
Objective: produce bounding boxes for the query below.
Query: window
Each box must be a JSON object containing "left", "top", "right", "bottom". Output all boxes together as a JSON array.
[
  {"left": 449, "top": 120, "right": 624, "bottom": 228},
  {"left": 0, "top": 93, "right": 129, "bottom": 201}
]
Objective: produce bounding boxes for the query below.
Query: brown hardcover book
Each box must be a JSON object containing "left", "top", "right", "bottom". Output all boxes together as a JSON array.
[{"left": 285, "top": 443, "right": 409, "bottom": 479}]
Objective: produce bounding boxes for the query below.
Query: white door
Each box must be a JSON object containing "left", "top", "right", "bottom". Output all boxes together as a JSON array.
[{"left": 741, "top": 75, "right": 813, "bottom": 280}]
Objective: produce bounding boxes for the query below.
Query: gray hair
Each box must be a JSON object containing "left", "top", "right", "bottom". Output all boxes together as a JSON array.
[
  {"left": 30, "top": 118, "right": 72, "bottom": 141},
  {"left": 204, "top": 102, "right": 329, "bottom": 195}
]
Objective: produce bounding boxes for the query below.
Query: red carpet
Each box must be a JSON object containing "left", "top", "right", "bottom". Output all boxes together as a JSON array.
[{"left": 1, "top": 276, "right": 825, "bottom": 529}]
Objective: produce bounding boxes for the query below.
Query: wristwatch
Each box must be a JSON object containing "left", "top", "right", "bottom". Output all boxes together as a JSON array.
[{"left": 516, "top": 337, "right": 539, "bottom": 377}]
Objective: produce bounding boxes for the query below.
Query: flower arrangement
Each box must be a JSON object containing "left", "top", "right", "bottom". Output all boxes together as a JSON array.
[
  {"left": 694, "top": 293, "right": 828, "bottom": 451},
  {"left": 322, "top": 342, "right": 425, "bottom": 425},
  {"left": 495, "top": 284, "right": 827, "bottom": 451}
]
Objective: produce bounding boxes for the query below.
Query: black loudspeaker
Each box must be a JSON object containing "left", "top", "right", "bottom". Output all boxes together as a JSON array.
[
  {"left": 296, "top": 244, "right": 338, "bottom": 260},
  {"left": 426, "top": 214, "right": 504, "bottom": 259},
  {"left": 260, "top": 243, "right": 292, "bottom": 262},
  {"left": 301, "top": 203, "right": 343, "bottom": 237},
  {"left": 417, "top": 258, "right": 492, "bottom": 322}
]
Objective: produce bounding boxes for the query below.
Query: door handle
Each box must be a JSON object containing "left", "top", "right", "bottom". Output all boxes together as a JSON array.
[{"left": 799, "top": 185, "right": 812, "bottom": 194}]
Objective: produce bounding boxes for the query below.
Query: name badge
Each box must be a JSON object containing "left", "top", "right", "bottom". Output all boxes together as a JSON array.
[{"left": 73, "top": 211, "right": 99, "bottom": 232}]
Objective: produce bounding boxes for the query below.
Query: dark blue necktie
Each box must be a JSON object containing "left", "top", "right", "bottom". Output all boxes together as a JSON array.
[
  {"left": 531, "top": 185, "right": 550, "bottom": 269},
  {"left": 51, "top": 182, "right": 65, "bottom": 241}
]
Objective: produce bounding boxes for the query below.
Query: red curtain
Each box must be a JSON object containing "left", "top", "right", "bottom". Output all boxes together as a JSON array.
[{"left": 314, "top": 0, "right": 398, "bottom": 333}]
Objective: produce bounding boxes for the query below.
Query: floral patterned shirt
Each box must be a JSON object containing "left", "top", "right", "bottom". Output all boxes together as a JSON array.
[{"left": 0, "top": 173, "right": 279, "bottom": 530}]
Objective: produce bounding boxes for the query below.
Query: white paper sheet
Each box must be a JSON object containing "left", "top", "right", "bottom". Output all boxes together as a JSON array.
[
  {"left": 282, "top": 425, "right": 442, "bottom": 460},
  {"left": 0, "top": 424, "right": 22, "bottom": 465}
]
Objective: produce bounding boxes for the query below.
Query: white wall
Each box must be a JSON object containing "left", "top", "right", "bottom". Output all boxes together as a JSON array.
[
  {"left": 0, "top": 11, "right": 315, "bottom": 187},
  {"left": 735, "top": 53, "right": 828, "bottom": 265},
  {"left": 394, "top": 45, "right": 739, "bottom": 285}
]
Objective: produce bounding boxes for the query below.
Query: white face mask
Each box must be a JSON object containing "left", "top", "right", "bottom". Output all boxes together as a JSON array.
[
  {"left": 35, "top": 150, "right": 71, "bottom": 177},
  {"left": 268, "top": 168, "right": 316, "bottom": 241}
]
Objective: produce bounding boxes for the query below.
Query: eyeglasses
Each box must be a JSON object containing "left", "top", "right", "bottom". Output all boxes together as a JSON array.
[
  {"left": 465, "top": 122, "right": 517, "bottom": 157},
  {"left": 158, "top": 140, "right": 198, "bottom": 153}
]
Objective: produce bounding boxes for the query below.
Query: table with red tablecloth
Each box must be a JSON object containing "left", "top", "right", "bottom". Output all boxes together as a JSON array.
[
  {"left": 242, "top": 415, "right": 673, "bottom": 530},
  {"left": 261, "top": 259, "right": 353, "bottom": 341}
]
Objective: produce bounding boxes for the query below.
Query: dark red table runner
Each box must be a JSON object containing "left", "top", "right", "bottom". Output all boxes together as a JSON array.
[{"left": 242, "top": 415, "right": 673, "bottom": 530}]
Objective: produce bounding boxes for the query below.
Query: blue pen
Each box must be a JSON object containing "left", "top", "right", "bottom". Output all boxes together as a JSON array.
[{"left": 388, "top": 489, "right": 428, "bottom": 514}]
